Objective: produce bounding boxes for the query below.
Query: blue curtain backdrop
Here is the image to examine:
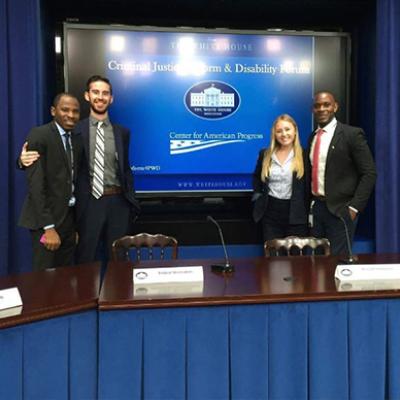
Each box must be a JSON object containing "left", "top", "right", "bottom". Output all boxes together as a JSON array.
[
  {"left": 0, "top": 0, "right": 45, "bottom": 276},
  {"left": 0, "top": 0, "right": 398, "bottom": 275},
  {"left": 376, "top": 0, "right": 400, "bottom": 253}
]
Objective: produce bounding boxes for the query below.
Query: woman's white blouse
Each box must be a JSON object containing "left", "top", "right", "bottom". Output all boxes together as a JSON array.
[{"left": 267, "top": 150, "right": 294, "bottom": 199}]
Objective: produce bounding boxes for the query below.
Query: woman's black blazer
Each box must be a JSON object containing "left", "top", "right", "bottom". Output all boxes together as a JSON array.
[{"left": 252, "top": 148, "right": 310, "bottom": 224}]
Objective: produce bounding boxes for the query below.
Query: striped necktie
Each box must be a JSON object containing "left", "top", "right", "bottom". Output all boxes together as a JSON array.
[{"left": 92, "top": 121, "right": 105, "bottom": 199}]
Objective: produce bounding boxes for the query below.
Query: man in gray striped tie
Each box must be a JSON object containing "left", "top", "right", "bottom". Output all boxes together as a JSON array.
[{"left": 74, "top": 75, "right": 140, "bottom": 263}]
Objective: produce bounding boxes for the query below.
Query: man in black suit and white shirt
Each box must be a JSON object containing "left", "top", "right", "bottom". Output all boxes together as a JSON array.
[
  {"left": 308, "top": 91, "right": 377, "bottom": 255},
  {"left": 19, "top": 93, "right": 81, "bottom": 270}
]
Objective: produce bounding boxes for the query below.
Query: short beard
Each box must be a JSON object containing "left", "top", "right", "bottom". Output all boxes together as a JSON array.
[{"left": 90, "top": 104, "right": 108, "bottom": 115}]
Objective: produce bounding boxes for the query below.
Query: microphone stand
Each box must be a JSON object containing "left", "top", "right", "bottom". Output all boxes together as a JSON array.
[
  {"left": 207, "top": 216, "right": 234, "bottom": 273},
  {"left": 338, "top": 215, "right": 358, "bottom": 264}
]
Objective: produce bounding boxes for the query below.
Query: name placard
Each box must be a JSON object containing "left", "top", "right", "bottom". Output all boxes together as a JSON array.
[
  {"left": 133, "top": 266, "right": 204, "bottom": 284},
  {"left": 0, "top": 287, "right": 23, "bottom": 315},
  {"left": 335, "top": 264, "right": 400, "bottom": 282},
  {"left": 134, "top": 281, "right": 204, "bottom": 297},
  {"left": 336, "top": 279, "right": 400, "bottom": 292}
]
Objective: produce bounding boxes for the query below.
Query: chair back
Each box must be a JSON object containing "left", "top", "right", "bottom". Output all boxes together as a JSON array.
[
  {"left": 264, "top": 236, "right": 331, "bottom": 256},
  {"left": 112, "top": 233, "right": 178, "bottom": 261}
]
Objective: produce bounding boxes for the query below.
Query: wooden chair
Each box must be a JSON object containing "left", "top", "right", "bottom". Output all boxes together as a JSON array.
[
  {"left": 112, "top": 233, "right": 178, "bottom": 261},
  {"left": 264, "top": 236, "right": 331, "bottom": 257}
]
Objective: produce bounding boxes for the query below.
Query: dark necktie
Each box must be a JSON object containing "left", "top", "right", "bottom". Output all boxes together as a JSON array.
[{"left": 63, "top": 132, "right": 72, "bottom": 171}]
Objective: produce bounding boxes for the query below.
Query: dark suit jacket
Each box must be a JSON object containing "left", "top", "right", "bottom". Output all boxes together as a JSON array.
[
  {"left": 18, "top": 122, "right": 82, "bottom": 230},
  {"left": 73, "top": 118, "right": 140, "bottom": 223},
  {"left": 252, "top": 149, "right": 310, "bottom": 224},
  {"left": 307, "top": 121, "right": 377, "bottom": 217}
]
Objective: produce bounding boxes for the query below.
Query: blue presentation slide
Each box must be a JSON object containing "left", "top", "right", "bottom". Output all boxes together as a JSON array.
[{"left": 103, "top": 31, "right": 314, "bottom": 193}]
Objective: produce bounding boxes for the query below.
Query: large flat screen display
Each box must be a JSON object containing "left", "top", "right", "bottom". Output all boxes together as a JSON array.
[{"left": 65, "top": 25, "right": 349, "bottom": 195}]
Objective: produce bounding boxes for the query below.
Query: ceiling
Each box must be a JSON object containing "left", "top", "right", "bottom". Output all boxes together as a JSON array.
[{"left": 44, "top": 0, "right": 376, "bottom": 32}]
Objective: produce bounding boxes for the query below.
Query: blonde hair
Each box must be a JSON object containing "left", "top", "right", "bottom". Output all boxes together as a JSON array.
[{"left": 261, "top": 114, "right": 304, "bottom": 181}]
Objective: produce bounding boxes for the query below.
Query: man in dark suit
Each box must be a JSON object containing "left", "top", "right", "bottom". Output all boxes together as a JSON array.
[
  {"left": 19, "top": 93, "right": 81, "bottom": 270},
  {"left": 74, "top": 75, "right": 140, "bottom": 263},
  {"left": 308, "top": 91, "right": 376, "bottom": 255}
]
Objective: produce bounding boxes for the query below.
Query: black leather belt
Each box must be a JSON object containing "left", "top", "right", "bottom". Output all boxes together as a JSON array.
[{"left": 103, "top": 186, "right": 122, "bottom": 196}]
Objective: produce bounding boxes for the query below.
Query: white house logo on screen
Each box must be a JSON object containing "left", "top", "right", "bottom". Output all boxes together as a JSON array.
[{"left": 184, "top": 81, "right": 240, "bottom": 120}]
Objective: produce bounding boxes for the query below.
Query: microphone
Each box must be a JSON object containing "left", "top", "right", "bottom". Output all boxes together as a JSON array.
[
  {"left": 207, "top": 216, "right": 234, "bottom": 273},
  {"left": 338, "top": 214, "right": 358, "bottom": 264}
]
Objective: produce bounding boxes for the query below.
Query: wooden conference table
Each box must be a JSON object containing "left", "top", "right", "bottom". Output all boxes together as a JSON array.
[
  {"left": 99, "top": 254, "right": 400, "bottom": 400},
  {"left": 1, "top": 256, "right": 399, "bottom": 399},
  {"left": 0, "top": 263, "right": 100, "bottom": 399}
]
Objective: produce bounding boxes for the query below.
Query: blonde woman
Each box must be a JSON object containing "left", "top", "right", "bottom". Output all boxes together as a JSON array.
[{"left": 252, "top": 114, "right": 310, "bottom": 240}]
